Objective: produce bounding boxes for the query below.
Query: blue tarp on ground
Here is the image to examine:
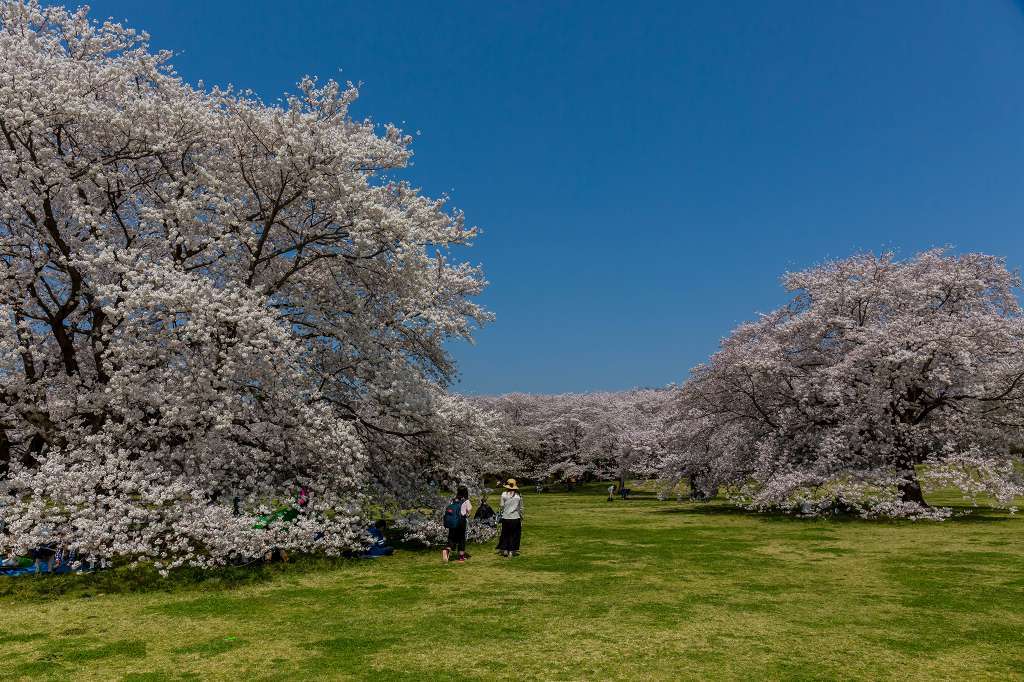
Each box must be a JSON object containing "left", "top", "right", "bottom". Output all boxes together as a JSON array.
[
  {"left": 0, "top": 560, "right": 82, "bottom": 577},
  {"left": 360, "top": 525, "right": 394, "bottom": 558},
  {"left": 1, "top": 551, "right": 101, "bottom": 577}
]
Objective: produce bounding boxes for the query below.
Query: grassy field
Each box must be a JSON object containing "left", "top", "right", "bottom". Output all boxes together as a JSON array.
[{"left": 2, "top": 485, "right": 1023, "bottom": 681}]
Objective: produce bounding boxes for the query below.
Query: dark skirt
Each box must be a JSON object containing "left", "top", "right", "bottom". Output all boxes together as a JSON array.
[
  {"left": 446, "top": 520, "right": 467, "bottom": 552},
  {"left": 496, "top": 518, "right": 522, "bottom": 552}
]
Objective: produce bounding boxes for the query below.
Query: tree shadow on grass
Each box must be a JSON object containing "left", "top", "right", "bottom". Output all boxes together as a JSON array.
[
  {"left": 611, "top": 492, "right": 665, "bottom": 502},
  {"left": 173, "top": 636, "right": 248, "bottom": 656},
  {"left": 935, "top": 508, "right": 1017, "bottom": 523},
  {"left": 653, "top": 502, "right": 772, "bottom": 517},
  {"left": 0, "top": 554, "right": 372, "bottom": 603},
  {"left": 653, "top": 501, "right": 1016, "bottom": 524}
]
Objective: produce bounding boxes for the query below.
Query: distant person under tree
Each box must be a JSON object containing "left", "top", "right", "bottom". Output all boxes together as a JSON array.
[{"left": 474, "top": 495, "right": 495, "bottom": 521}]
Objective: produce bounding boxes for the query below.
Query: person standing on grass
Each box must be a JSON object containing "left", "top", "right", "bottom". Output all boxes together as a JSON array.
[
  {"left": 497, "top": 479, "right": 524, "bottom": 558},
  {"left": 442, "top": 485, "right": 472, "bottom": 563}
]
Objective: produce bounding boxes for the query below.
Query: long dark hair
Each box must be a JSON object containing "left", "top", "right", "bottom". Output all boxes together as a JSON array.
[{"left": 456, "top": 485, "right": 469, "bottom": 500}]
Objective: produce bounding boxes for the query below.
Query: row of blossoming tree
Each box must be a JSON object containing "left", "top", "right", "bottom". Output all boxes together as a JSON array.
[
  {"left": 480, "top": 249, "right": 1024, "bottom": 520},
  {"left": 473, "top": 389, "right": 671, "bottom": 489},
  {"left": 0, "top": 1, "right": 506, "bottom": 569}
]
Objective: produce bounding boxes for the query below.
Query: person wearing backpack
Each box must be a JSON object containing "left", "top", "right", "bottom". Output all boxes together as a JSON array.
[
  {"left": 496, "top": 479, "right": 523, "bottom": 558},
  {"left": 441, "top": 485, "right": 472, "bottom": 563}
]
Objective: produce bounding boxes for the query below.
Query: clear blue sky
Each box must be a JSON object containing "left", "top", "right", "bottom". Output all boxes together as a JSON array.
[{"left": 79, "top": 0, "right": 1024, "bottom": 394}]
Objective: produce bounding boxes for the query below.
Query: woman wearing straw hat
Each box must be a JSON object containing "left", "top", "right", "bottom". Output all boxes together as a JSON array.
[{"left": 496, "top": 479, "right": 524, "bottom": 558}]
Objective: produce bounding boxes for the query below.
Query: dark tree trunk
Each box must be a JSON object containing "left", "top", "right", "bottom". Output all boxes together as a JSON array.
[
  {"left": 21, "top": 433, "right": 45, "bottom": 469},
  {"left": 688, "top": 474, "right": 714, "bottom": 501},
  {"left": 898, "top": 469, "right": 928, "bottom": 506},
  {"left": 0, "top": 428, "right": 8, "bottom": 478}
]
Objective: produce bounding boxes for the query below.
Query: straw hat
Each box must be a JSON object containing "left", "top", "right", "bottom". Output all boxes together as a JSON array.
[{"left": 503, "top": 478, "right": 519, "bottom": 490}]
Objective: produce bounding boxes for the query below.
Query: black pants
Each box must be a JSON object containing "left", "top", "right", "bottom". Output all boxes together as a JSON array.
[
  {"left": 497, "top": 518, "right": 522, "bottom": 552},
  {"left": 446, "top": 521, "right": 467, "bottom": 553}
]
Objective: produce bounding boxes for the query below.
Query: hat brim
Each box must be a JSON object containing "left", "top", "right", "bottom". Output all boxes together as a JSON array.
[{"left": 503, "top": 484, "right": 518, "bottom": 490}]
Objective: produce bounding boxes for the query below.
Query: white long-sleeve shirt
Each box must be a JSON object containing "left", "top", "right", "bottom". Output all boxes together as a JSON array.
[{"left": 499, "top": 491, "right": 523, "bottom": 520}]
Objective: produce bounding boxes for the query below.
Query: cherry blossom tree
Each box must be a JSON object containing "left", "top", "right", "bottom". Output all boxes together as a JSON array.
[
  {"left": 370, "top": 390, "right": 511, "bottom": 514},
  {"left": 477, "top": 389, "right": 674, "bottom": 487},
  {"left": 0, "top": 1, "right": 489, "bottom": 567},
  {"left": 666, "top": 250, "right": 1024, "bottom": 518}
]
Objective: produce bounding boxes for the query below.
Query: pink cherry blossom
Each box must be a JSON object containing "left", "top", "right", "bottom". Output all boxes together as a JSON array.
[{"left": 664, "top": 250, "right": 1024, "bottom": 519}]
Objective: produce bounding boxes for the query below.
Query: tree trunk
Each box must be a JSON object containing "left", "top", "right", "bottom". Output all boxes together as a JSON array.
[
  {"left": 688, "top": 472, "right": 716, "bottom": 501},
  {"left": 898, "top": 469, "right": 928, "bottom": 506},
  {"left": 21, "top": 433, "right": 45, "bottom": 469},
  {"left": 0, "top": 427, "right": 8, "bottom": 478}
]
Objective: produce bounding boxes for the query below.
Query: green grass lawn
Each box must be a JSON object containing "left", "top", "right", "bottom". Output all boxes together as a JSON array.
[{"left": 2, "top": 485, "right": 1023, "bottom": 681}]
